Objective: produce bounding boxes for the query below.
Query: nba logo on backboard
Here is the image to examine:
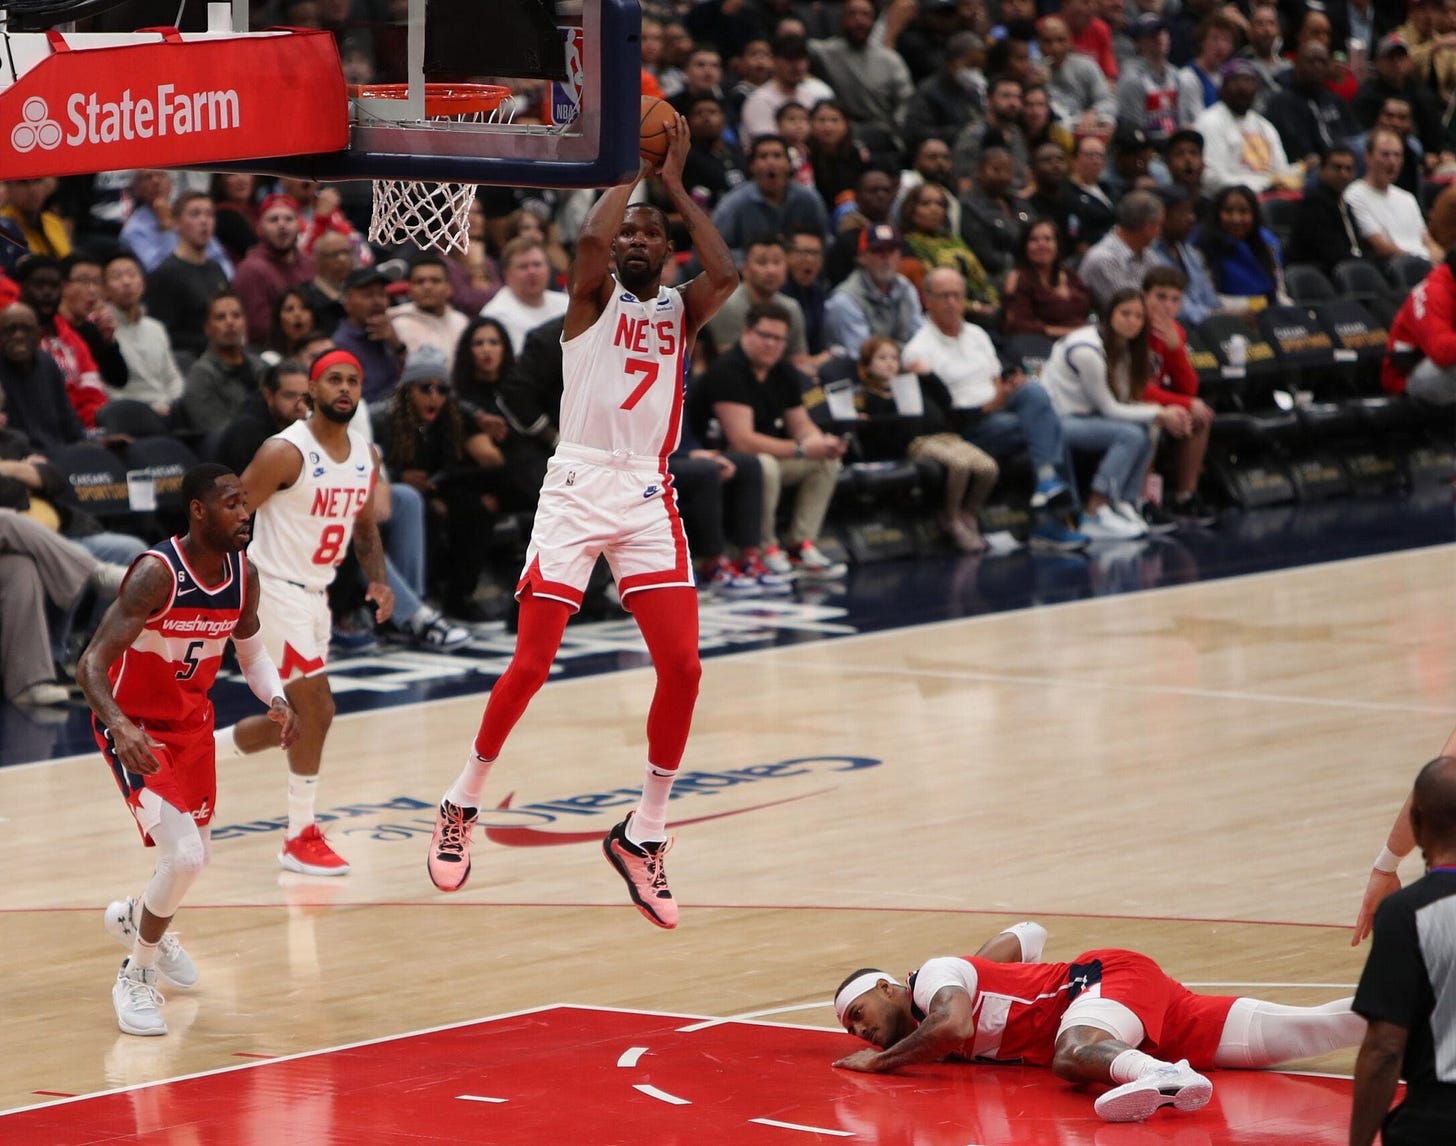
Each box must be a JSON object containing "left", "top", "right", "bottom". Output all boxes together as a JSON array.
[{"left": 550, "top": 27, "right": 584, "bottom": 127}]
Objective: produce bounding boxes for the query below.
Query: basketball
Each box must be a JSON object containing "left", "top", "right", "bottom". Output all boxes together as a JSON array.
[{"left": 639, "top": 96, "right": 676, "bottom": 168}]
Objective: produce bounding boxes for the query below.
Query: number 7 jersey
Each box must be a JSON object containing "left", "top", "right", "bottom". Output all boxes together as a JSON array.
[
  {"left": 248, "top": 419, "right": 375, "bottom": 592},
  {"left": 559, "top": 278, "right": 688, "bottom": 463}
]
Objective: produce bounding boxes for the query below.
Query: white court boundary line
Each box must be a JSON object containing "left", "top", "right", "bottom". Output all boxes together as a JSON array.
[{"left": 6, "top": 543, "right": 1451, "bottom": 776}]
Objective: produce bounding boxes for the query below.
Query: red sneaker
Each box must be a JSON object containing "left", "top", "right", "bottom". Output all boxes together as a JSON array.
[{"left": 278, "top": 824, "right": 351, "bottom": 876}]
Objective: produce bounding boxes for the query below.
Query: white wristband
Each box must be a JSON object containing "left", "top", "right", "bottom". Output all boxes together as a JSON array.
[{"left": 1373, "top": 846, "right": 1404, "bottom": 874}]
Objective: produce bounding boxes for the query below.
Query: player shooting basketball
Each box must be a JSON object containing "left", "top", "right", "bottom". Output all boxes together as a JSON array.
[
  {"left": 78, "top": 464, "right": 300, "bottom": 1036},
  {"left": 426, "top": 114, "right": 738, "bottom": 927}
]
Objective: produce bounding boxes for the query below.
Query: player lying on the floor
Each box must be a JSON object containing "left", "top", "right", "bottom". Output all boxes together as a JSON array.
[{"left": 832, "top": 922, "right": 1365, "bottom": 1124}]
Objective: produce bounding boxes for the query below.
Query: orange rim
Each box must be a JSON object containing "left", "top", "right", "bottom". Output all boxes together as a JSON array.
[{"left": 349, "top": 83, "right": 510, "bottom": 117}]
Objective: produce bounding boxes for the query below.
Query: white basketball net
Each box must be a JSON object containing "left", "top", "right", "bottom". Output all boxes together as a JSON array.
[{"left": 367, "top": 94, "right": 517, "bottom": 256}]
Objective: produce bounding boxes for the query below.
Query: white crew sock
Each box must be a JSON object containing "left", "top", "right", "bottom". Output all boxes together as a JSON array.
[
  {"left": 445, "top": 752, "right": 495, "bottom": 811},
  {"left": 1109, "top": 1048, "right": 1162, "bottom": 1084},
  {"left": 628, "top": 765, "right": 676, "bottom": 844},
  {"left": 286, "top": 773, "right": 318, "bottom": 839},
  {"left": 130, "top": 935, "right": 160, "bottom": 971}
]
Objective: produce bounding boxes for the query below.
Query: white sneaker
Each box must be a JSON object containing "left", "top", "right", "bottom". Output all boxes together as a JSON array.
[
  {"left": 792, "top": 540, "right": 848, "bottom": 579},
  {"left": 1094, "top": 1059, "right": 1213, "bottom": 1122},
  {"left": 14, "top": 681, "right": 69, "bottom": 706},
  {"left": 759, "top": 546, "right": 795, "bottom": 577},
  {"left": 1079, "top": 505, "right": 1146, "bottom": 541},
  {"left": 112, "top": 960, "right": 167, "bottom": 1037},
  {"left": 1109, "top": 501, "right": 1152, "bottom": 537},
  {"left": 408, "top": 608, "right": 471, "bottom": 651},
  {"left": 104, "top": 897, "right": 198, "bottom": 989}
]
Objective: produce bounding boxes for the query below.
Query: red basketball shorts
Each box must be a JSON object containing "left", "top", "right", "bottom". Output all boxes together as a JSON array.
[{"left": 96, "top": 717, "right": 217, "bottom": 847}]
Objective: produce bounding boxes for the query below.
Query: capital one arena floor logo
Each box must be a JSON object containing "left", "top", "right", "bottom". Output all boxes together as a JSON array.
[
  {"left": 207, "top": 756, "right": 882, "bottom": 845},
  {"left": 11, "top": 97, "right": 63, "bottom": 152}
]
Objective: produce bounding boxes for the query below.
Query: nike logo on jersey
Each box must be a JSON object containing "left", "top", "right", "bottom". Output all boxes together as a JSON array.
[
  {"left": 643, "top": 485, "right": 660, "bottom": 499},
  {"left": 312, "top": 467, "right": 327, "bottom": 478},
  {"left": 355, "top": 463, "right": 367, "bottom": 473},
  {"left": 619, "top": 292, "right": 637, "bottom": 303},
  {"left": 175, "top": 586, "right": 199, "bottom": 598}
]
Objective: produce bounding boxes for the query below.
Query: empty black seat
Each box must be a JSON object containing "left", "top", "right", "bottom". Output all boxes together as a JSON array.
[
  {"left": 49, "top": 441, "right": 134, "bottom": 523},
  {"left": 93, "top": 399, "right": 169, "bottom": 439},
  {"left": 1384, "top": 254, "right": 1433, "bottom": 293},
  {"left": 1284, "top": 264, "right": 1337, "bottom": 305}
]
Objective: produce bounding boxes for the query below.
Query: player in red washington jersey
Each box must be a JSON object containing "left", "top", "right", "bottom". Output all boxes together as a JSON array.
[
  {"left": 228, "top": 350, "right": 393, "bottom": 877},
  {"left": 832, "top": 922, "right": 1364, "bottom": 1123},
  {"left": 78, "top": 464, "right": 300, "bottom": 1037},
  {"left": 426, "top": 114, "right": 737, "bottom": 927}
]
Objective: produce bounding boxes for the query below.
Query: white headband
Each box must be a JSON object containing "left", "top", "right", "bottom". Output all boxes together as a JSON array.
[{"left": 834, "top": 971, "right": 901, "bottom": 1023}]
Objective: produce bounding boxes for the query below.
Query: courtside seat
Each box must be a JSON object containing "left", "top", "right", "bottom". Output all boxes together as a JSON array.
[
  {"left": 1198, "top": 314, "right": 1279, "bottom": 381},
  {"left": 1294, "top": 400, "right": 1362, "bottom": 439},
  {"left": 1257, "top": 305, "right": 1337, "bottom": 374},
  {"left": 49, "top": 440, "right": 135, "bottom": 526},
  {"left": 1350, "top": 394, "right": 1424, "bottom": 434},
  {"left": 122, "top": 435, "right": 201, "bottom": 515}
]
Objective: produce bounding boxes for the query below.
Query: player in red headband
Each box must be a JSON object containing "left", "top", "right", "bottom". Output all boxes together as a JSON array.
[{"left": 224, "top": 345, "right": 392, "bottom": 877}]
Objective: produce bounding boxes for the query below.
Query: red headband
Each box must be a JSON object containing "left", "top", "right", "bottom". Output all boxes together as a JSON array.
[
  {"left": 310, "top": 349, "right": 362, "bottom": 381},
  {"left": 259, "top": 193, "right": 300, "bottom": 218}
]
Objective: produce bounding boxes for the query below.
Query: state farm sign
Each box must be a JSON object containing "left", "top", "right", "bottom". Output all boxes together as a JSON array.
[{"left": 2, "top": 29, "right": 347, "bottom": 178}]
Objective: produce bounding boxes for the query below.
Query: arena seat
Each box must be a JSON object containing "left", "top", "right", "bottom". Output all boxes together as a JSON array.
[
  {"left": 122, "top": 436, "right": 201, "bottom": 509},
  {"left": 1002, "top": 333, "right": 1055, "bottom": 379},
  {"left": 1198, "top": 314, "right": 1279, "bottom": 379},
  {"left": 93, "top": 399, "right": 169, "bottom": 439},
  {"left": 1332, "top": 259, "right": 1397, "bottom": 313},
  {"left": 49, "top": 440, "right": 135, "bottom": 526},
  {"left": 1256, "top": 305, "right": 1337, "bottom": 373},
  {"left": 1384, "top": 254, "right": 1433, "bottom": 293},
  {"left": 1284, "top": 264, "right": 1337, "bottom": 305},
  {"left": 1262, "top": 197, "right": 1301, "bottom": 248}
]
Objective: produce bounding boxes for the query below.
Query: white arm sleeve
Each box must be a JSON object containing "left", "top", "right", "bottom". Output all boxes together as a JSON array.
[{"left": 232, "top": 630, "right": 285, "bottom": 707}]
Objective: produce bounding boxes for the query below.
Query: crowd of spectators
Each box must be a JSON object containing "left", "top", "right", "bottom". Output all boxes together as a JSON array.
[{"left": 3, "top": 0, "right": 1455, "bottom": 705}]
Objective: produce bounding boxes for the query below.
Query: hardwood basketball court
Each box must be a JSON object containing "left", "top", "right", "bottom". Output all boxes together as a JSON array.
[{"left": 3, "top": 543, "right": 1453, "bottom": 1142}]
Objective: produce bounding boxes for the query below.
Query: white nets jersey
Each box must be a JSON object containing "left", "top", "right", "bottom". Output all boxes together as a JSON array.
[
  {"left": 559, "top": 278, "right": 689, "bottom": 462},
  {"left": 248, "top": 419, "right": 374, "bottom": 592}
]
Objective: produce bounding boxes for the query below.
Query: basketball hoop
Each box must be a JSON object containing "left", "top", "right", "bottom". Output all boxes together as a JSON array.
[{"left": 352, "top": 83, "right": 513, "bottom": 257}]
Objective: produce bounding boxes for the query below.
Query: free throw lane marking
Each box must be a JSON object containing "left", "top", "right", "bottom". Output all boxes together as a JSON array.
[
  {"left": 748, "top": 1117, "right": 853, "bottom": 1136},
  {"left": 617, "top": 1046, "right": 648, "bottom": 1068},
  {"left": 633, "top": 1083, "right": 690, "bottom": 1105}
]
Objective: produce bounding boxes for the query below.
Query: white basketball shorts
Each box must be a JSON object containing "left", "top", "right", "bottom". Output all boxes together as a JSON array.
[
  {"left": 256, "top": 574, "right": 332, "bottom": 681},
  {"left": 517, "top": 443, "right": 694, "bottom": 612}
]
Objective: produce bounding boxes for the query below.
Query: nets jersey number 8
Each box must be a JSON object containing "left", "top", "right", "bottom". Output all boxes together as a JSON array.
[{"left": 312, "top": 524, "right": 347, "bottom": 566}]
